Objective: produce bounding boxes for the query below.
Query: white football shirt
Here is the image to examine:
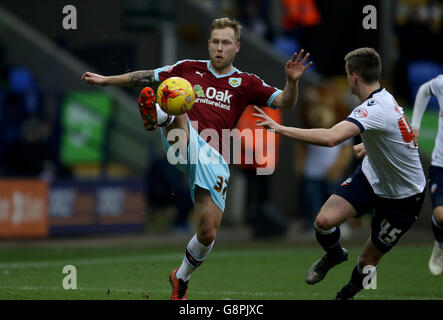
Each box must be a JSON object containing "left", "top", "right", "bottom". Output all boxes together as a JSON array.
[
  {"left": 431, "top": 76, "right": 443, "bottom": 167},
  {"left": 347, "top": 88, "right": 426, "bottom": 199},
  {"left": 411, "top": 75, "right": 443, "bottom": 167},
  {"left": 304, "top": 139, "right": 352, "bottom": 179}
]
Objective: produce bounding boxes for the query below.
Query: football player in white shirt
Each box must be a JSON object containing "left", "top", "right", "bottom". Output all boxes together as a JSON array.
[
  {"left": 411, "top": 75, "right": 443, "bottom": 277},
  {"left": 254, "top": 48, "right": 426, "bottom": 299}
]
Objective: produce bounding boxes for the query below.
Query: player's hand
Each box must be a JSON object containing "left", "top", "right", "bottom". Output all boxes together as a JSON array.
[
  {"left": 285, "top": 49, "right": 313, "bottom": 82},
  {"left": 353, "top": 143, "right": 366, "bottom": 159},
  {"left": 81, "top": 72, "right": 109, "bottom": 86},
  {"left": 413, "top": 129, "right": 420, "bottom": 145},
  {"left": 253, "top": 106, "right": 282, "bottom": 132}
]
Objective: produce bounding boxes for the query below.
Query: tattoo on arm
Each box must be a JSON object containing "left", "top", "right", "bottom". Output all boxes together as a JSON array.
[{"left": 128, "top": 70, "right": 156, "bottom": 87}]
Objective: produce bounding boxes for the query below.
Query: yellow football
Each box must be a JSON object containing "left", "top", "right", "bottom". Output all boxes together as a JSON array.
[{"left": 156, "top": 77, "right": 195, "bottom": 115}]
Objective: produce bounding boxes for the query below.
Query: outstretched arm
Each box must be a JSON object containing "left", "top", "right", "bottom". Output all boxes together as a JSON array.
[
  {"left": 411, "top": 79, "right": 433, "bottom": 140},
  {"left": 253, "top": 106, "right": 360, "bottom": 147},
  {"left": 272, "top": 49, "right": 313, "bottom": 109},
  {"left": 81, "top": 70, "right": 157, "bottom": 87}
]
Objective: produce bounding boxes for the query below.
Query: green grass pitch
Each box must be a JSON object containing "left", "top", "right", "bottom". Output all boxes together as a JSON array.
[{"left": 0, "top": 243, "right": 441, "bottom": 300}]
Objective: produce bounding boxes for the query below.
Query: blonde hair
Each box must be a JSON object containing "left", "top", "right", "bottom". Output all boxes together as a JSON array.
[
  {"left": 344, "top": 47, "right": 381, "bottom": 83},
  {"left": 210, "top": 17, "right": 242, "bottom": 43}
]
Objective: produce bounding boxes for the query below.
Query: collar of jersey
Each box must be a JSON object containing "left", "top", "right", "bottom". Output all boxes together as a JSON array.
[
  {"left": 206, "top": 61, "right": 238, "bottom": 78},
  {"left": 366, "top": 86, "right": 384, "bottom": 100}
]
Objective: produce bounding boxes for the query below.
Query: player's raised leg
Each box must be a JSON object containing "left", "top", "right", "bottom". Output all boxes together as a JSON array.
[
  {"left": 138, "top": 87, "right": 190, "bottom": 154},
  {"left": 138, "top": 86, "right": 188, "bottom": 132},
  {"left": 429, "top": 207, "right": 443, "bottom": 276},
  {"left": 170, "top": 187, "right": 223, "bottom": 300},
  {"left": 305, "top": 194, "right": 356, "bottom": 285}
]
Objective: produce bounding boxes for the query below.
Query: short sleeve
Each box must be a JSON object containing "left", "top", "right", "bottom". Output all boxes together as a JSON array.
[
  {"left": 154, "top": 60, "right": 186, "bottom": 82},
  {"left": 346, "top": 99, "right": 385, "bottom": 132},
  {"left": 248, "top": 75, "right": 282, "bottom": 108}
]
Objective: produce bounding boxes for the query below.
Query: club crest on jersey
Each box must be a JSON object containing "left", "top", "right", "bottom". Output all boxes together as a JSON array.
[
  {"left": 431, "top": 183, "right": 438, "bottom": 194},
  {"left": 354, "top": 107, "right": 368, "bottom": 118},
  {"left": 341, "top": 177, "right": 352, "bottom": 186},
  {"left": 229, "top": 77, "right": 242, "bottom": 88}
]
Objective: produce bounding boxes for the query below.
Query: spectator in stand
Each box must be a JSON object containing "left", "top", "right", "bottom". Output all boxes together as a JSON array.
[
  {"left": 275, "top": 0, "right": 321, "bottom": 58},
  {"left": 235, "top": 105, "right": 286, "bottom": 238},
  {"left": 393, "top": 0, "right": 443, "bottom": 104},
  {"left": 146, "top": 150, "right": 194, "bottom": 234},
  {"left": 238, "top": 0, "right": 274, "bottom": 41},
  {"left": 294, "top": 82, "right": 353, "bottom": 233},
  {"left": 2, "top": 116, "right": 58, "bottom": 180}
]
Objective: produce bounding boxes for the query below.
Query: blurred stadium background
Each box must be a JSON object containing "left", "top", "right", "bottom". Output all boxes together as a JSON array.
[{"left": 0, "top": 0, "right": 442, "bottom": 299}]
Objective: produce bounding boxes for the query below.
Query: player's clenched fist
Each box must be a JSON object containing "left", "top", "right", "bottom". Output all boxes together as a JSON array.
[{"left": 353, "top": 143, "right": 366, "bottom": 159}]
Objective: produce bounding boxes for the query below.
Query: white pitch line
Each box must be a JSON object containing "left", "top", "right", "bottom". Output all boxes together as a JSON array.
[
  {"left": 0, "top": 250, "right": 293, "bottom": 269},
  {"left": 2, "top": 252, "right": 441, "bottom": 300},
  {"left": 0, "top": 285, "right": 330, "bottom": 298},
  {"left": 0, "top": 285, "right": 317, "bottom": 298},
  {"left": 0, "top": 254, "right": 179, "bottom": 269},
  {"left": 0, "top": 285, "right": 440, "bottom": 300}
]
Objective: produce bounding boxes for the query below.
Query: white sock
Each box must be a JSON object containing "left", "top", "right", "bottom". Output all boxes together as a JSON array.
[
  {"left": 176, "top": 234, "right": 214, "bottom": 281},
  {"left": 156, "top": 103, "right": 175, "bottom": 127},
  {"left": 432, "top": 215, "right": 443, "bottom": 228},
  {"left": 314, "top": 223, "right": 337, "bottom": 235}
]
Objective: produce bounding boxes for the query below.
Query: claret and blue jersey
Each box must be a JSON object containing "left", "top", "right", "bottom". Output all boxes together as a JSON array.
[{"left": 155, "top": 59, "right": 282, "bottom": 157}]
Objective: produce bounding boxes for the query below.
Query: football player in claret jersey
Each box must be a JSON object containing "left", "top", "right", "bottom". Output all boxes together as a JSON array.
[
  {"left": 255, "top": 48, "right": 426, "bottom": 299},
  {"left": 81, "top": 17, "right": 312, "bottom": 299},
  {"left": 411, "top": 75, "right": 443, "bottom": 277}
]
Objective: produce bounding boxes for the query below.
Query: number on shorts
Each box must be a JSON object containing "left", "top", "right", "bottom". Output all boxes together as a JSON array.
[
  {"left": 378, "top": 218, "right": 402, "bottom": 244},
  {"left": 213, "top": 176, "right": 228, "bottom": 199}
]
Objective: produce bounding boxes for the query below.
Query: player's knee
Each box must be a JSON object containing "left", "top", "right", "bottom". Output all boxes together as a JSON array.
[
  {"left": 196, "top": 218, "right": 218, "bottom": 246},
  {"left": 315, "top": 215, "right": 337, "bottom": 231},
  {"left": 197, "top": 228, "right": 217, "bottom": 246},
  {"left": 173, "top": 114, "right": 188, "bottom": 129},
  {"left": 163, "top": 115, "right": 189, "bottom": 140},
  {"left": 434, "top": 207, "right": 443, "bottom": 225}
]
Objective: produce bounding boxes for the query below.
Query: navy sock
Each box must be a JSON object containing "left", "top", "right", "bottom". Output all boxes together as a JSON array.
[
  {"left": 315, "top": 226, "right": 343, "bottom": 258},
  {"left": 339, "top": 265, "right": 365, "bottom": 299}
]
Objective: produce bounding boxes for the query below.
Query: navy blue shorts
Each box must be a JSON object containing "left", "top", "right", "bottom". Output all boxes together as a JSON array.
[
  {"left": 334, "top": 166, "right": 425, "bottom": 253},
  {"left": 428, "top": 165, "right": 443, "bottom": 209}
]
